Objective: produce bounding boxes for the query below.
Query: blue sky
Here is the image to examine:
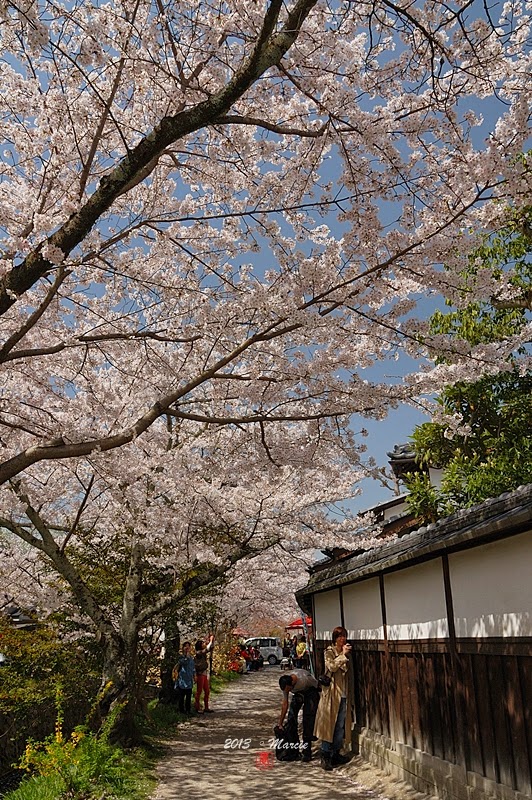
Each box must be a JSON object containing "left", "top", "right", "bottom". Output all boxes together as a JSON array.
[{"left": 349, "top": 403, "right": 427, "bottom": 513}]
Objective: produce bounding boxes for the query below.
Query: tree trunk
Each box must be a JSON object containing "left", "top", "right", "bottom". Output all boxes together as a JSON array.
[
  {"left": 159, "top": 616, "right": 180, "bottom": 705},
  {"left": 89, "top": 634, "right": 145, "bottom": 747}
]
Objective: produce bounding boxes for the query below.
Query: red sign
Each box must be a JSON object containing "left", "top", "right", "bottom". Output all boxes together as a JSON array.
[{"left": 255, "top": 751, "right": 275, "bottom": 770}]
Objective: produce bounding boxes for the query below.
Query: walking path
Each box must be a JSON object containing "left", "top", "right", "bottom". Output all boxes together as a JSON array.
[{"left": 150, "top": 667, "right": 434, "bottom": 800}]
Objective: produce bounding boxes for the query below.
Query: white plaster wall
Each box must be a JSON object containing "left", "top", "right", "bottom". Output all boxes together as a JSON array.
[
  {"left": 429, "top": 467, "right": 443, "bottom": 489},
  {"left": 343, "top": 578, "right": 384, "bottom": 639},
  {"left": 449, "top": 530, "right": 532, "bottom": 637},
  {"left": 384, "top": 559, "right": 449, "bottom": 640},
  {"left": 314, "top": 588, "right": 342, "bottom": 640},
  {"left": 383, "top": 501, "right": 408, "bottom": 521}
]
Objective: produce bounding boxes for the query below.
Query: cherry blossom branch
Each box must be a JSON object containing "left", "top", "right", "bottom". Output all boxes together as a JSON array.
[
  {"left": 75, "top": 193, "right": 357, "bottom": 266},
  {"left": 216, "top": 115, "right": 328, "bottom": 138},
  {"left": 3, "top": 479, "right": 281, "bottom": 639},
  {"left": 134, "top": 538, "right": 268, "bottom": 628},
  {"left": 0, "top": 330, "right": 201, "bottom": 364},
  {"left": 5, "top": 481, "right": 117, "bottom": 639},
  {"left": 4, "top": 491, "right": 164, "bottom": 665},
  {"left": 0, "top": 179, "right": 502, "bottom": 484},
  {"left": 0, "top": 0, "right": 318, "bottom": 315},
  {"left": 259, "top": 420, "right": 281, "bottom": 466},
  {"left": 165, "top": 409, "right": 356, "bottom": 425},
  {"left": 491, "top": 294, "right": 532, "bottom": 311},
  {"left": 60, "top": 474, "right": 95, "bottom": 555},
  {"left": 77, "top": 55, "right": 130, "bottom": 200},
  {"left": 0, "top": 416, "right": 49, "bottom": 439},
  {"left": 0, "top": 267, "right": 70, "bottom": 362},
  {"left": 0, "top": 314, "right": 300, "bottom": 484}
]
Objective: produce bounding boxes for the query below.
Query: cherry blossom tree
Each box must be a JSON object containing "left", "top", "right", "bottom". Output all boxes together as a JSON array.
[{"left": 0, "top": 0, "right": 530, "bottom": 738}]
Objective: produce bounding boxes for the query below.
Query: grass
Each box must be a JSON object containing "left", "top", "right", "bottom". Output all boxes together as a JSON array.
[{"left": 210, "top": 669, "right": 241, "bottom": 694}]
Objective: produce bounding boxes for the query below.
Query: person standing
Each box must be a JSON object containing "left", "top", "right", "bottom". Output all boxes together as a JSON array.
[
  {"left": 314, "top": 625, "right": 353, "bottom": 771},
  {"left": 290, "top": 634, "right": 298, "bottom": 663},
  {"left": 174, "top": 641, "right": 195, "bottom": 714},
  {"left": 295, "top": 636, "right": 308, "bottom": 669},
  {"left": 194, "top": 634, "right": 214, "bottom": 713},
  {"left": 278, "top": 669, "right": 320, "bottom": 762}
]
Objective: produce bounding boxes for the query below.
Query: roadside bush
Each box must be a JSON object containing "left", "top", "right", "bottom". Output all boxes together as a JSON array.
[
  {"left": 0, "top": 617, "right": 100, "bottom": 775},
  {"left": 4, "top": 663, "right": 240, "bottom": 799},
  {"left": 5, "top": 703, "right": 157, "bottom": 800},
  {"left": 5, "top": 737, "right": 156, "bottom": 800}
]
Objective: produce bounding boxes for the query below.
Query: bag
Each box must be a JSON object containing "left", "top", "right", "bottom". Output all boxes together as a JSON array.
[
  {"left": 273, "top": 724, "right": 301, "bottom": 762},
  {"left": 318, "top": 665, "right": 332, "bottom": 687},
  {"left": 194, "top": 651, "right": 208, "bottom": 674}
]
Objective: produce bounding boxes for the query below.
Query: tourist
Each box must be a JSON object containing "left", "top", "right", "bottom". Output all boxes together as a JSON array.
[
  {"left": 295, "top": 635, "right": 307, "bottom": 668},
  {"left": 173, "top": 641, "right": 195, "bottom": 714},
  {"left": 314, "top": 625, "right": 353, "bottom": 770},
  {"left": 278, "top": 668, "right": 320, "bottom": 762},
  {"left": 194, "top": 634, "right": 215, "bottom": 713}
]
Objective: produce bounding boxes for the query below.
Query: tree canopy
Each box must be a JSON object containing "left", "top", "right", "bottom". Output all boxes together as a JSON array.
[{"left": 0, "top": 0, "right": 530, "bottom": 735}]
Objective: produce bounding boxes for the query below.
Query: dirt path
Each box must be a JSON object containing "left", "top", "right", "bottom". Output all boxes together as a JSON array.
[{"left": 150, "top": 667, "right": 435, "bottom": 800}]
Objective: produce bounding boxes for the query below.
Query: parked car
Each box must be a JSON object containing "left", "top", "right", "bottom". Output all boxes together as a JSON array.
[{"left": 244, "top": 637, "right": 283, "bottom": 665}]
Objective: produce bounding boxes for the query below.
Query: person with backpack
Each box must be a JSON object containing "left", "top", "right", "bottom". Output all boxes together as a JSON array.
[
  {"left": 194, "top": 634, "right": 214, "bottom": 713},
  {"left": 172, "top": 641, "right": 195, "bottom": 715}
]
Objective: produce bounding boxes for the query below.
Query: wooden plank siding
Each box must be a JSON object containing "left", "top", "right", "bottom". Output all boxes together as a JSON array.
[
  {"left": 342, "top": 638, "right": 532, "bottom": 795},
  {"left": 518, "top": 656, "right": 532, "bottom": 794},
  {"left": 503, "top": 656, "right": 529, "bottom": 794},
  {"left": 459, "top": 651, "right": 484, "bottom": 778}
]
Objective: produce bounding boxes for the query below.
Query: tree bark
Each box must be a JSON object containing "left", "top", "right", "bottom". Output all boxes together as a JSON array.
[{"left": 159, "top": 616, "right": 181, "bottom": 705}]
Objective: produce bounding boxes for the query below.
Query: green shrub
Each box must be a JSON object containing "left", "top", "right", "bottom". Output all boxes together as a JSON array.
[
  {"left": 0, "top": 618, "right": 100, "bottom": 774},
  {"left": 6, "top": 664, "right": 240, "bottom": 799},
  {"left": 5, "top": 746, "right": 156, "bottom": 799},
  {"left": 3, "top": 773, "right": 65, "bottom": 800},
  {"left": 5, "top": 699, "right": 157, "bottom": 800}
]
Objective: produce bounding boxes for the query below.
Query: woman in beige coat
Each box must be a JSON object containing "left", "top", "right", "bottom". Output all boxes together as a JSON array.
[{"left": 314, "top": 625, "right": 353, "bottom": 770}]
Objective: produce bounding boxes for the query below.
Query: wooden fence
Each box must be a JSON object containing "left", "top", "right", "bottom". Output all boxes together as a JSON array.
[{"left": 314, "top": 637, "right": 532, "bottom": 797}]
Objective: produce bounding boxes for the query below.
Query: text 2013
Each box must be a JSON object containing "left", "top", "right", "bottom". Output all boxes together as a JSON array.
[{"left": 224, "top": 738, "right": 252, "bottom": 749}]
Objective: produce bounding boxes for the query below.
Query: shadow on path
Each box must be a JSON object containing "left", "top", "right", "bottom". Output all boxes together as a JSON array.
[{"left": 150, "top": 668, "right": 433, "bottom": 800}]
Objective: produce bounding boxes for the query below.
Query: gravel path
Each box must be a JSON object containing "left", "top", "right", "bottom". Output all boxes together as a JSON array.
[{"left": 150, "top": 667, "right": 435, "bottom": 800}]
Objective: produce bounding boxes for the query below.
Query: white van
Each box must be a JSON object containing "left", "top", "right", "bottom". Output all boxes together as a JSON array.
[{"left": 244, "top": 637, "right": 283, "bottom": 665}]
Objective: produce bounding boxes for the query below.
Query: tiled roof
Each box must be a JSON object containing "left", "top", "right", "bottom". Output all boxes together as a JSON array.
[{"left": 296, "top": 484, "right": 532, "bottom": 603}]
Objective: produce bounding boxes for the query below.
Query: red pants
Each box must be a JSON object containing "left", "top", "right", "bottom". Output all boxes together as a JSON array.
[{"left": 195, "top": 673, "right": 210, "bottom": 711}]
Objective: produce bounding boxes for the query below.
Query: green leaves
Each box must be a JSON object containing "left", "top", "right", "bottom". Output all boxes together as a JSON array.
[
  {"left": 431, "top": 203, "right": 531, "bottom": 349},
  {"left": 406, "top": 206, "right": 532, "bottom": 522}
]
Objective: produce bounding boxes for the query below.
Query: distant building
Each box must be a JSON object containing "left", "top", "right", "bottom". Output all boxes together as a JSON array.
[{"left": 387, "top": 441, "right": 443, "bottom": 490}]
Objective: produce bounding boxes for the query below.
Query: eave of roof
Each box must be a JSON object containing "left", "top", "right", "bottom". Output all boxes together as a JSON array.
[
  {"left": 296, "top": 484, "right": 532, "bottom": 603},
  {"left": 359, "top": 493, "right": 409, "bottom": 515}
]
